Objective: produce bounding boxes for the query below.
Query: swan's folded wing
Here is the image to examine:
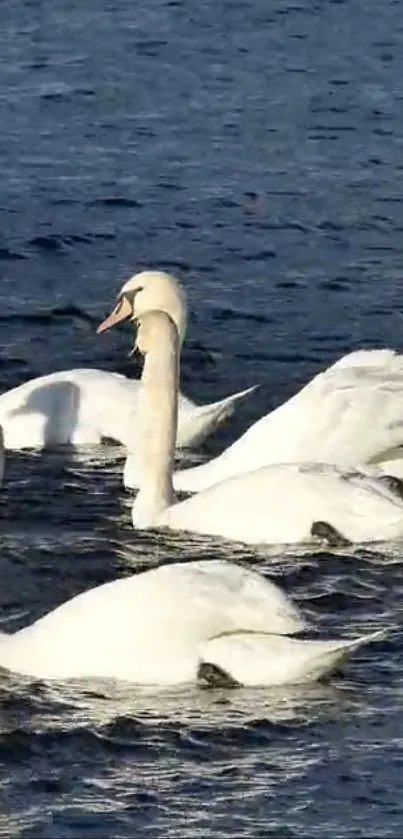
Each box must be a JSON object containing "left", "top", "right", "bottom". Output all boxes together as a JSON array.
[
  {"left": 199, "top": 628, "right": 387, "bottom": 687},
  {"left": 176, "top": 385, "right": 258, "bottom": 448},
  {"left": 274, "top": 350, "right": 403, "bottom": 465}
]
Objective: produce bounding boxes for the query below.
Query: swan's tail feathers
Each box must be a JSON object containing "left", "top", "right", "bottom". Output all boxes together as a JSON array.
[
  {"left": 177, "top": 385, "right": 258, "bottom": 448},
  {"left": 198, "top": 628, "right": 387, "bottom": 688}
]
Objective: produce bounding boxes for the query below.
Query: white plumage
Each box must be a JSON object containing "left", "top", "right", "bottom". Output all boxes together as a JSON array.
[
  {"left": 0, "top": 270, "right": 254, "bottom": 452},
  {"left": 171, "top": 349, "right": 403, "bottom": 492},
  {"left": 0, "top": 560, "right": 384, "bottom": 686}
]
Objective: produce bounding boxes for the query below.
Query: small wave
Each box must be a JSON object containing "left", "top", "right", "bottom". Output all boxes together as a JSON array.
[
  {"left": 0, "top": 305, "right": 96, "bottom": 327},
  {"left": 0, "top": 247, "right": 27, "bottom": 261},
  {"left": 212, "top": 306, "right": 272, "bottom": 325},
  {"left": 29, "top": 234, "right": 92, "bottom": 251},
  {"left": 89, "top": 197, "right": 141, "bottom": 208}
]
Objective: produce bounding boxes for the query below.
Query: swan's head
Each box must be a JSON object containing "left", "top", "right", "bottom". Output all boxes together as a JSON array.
[
  {"left": 97, "top": 270, "right": 187, "bottom": 345},
  {"left": 135, "top": 309, "right": 179, "bottom": 358}
]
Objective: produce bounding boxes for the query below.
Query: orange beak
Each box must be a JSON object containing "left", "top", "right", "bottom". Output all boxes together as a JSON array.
[{"left": 97, "top": 296, "right": 133, "bottom": 334}]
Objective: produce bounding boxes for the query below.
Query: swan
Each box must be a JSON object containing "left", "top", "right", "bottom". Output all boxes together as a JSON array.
[
  {"left": 0, "top": 271, "right": 254, "bottom": 451},
  {"left": 0, "top": 558, "right": 385, "bottom": 685},
  {"left": 127, "top": 310, "right": 403, "bottom": 546},
  {"left": 158, "top": 348, "right": 403, "bottom": 493}
]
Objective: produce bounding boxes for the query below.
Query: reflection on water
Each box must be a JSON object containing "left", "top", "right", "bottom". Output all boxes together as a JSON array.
[{"left": 1, "top": 669, "right": 356, "bottom": 732}]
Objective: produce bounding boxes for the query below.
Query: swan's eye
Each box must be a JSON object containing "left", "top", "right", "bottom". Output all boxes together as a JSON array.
[{"left": 122, "top": 287, "right": 144, "bottom": 308}]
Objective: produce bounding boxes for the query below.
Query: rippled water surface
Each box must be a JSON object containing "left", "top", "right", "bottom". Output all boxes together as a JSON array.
[{"left": 1, "top": 0, "right": 403, "bottom": 835}]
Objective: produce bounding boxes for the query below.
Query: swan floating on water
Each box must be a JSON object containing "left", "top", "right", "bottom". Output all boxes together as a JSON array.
[
  {"left": 0, "top": 559, "right": 385, "bottom": 685},
  {"left": 168, "top": 348, "right": 403, "bottom": 493},
  {"left": 0, "top": 271, "right": 254, "bottom": 451},
  {"left": 113, "top": 310, "right": 403, "bottom": 546}
]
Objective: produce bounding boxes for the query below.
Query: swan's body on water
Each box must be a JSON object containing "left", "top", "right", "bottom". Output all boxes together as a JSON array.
[
  {"left": 113, "top": 310, "right": 403, "bottom": 546},
  {"left": 168, "top": 348, "right": 403, "bottom": 493},
  {"left": 0, "top": 367, "right": 252, "bottom": 450},
  {"left": 0, "top": 559, "right": 384, "bottom": 685},
  {"left": 199, "top": 628, "right": 385, "bottom": 687},
  {"left": 0, "top": 271, "right": 253, "bottom": 451},
  {"left": 162, "top": 462, "right": 403, "bottom": 545}
]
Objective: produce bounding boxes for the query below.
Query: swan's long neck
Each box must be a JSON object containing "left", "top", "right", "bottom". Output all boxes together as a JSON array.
[{"left": 132, "top": 326, "right": 179, "bottom": 527}]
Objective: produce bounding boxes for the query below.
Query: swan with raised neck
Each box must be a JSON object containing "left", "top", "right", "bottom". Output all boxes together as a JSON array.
[
  {"left": 97, "top": 269, "right": 256, "bottom": 456},
  {"left": 132, "top": 309, "right": 179, "bottom": 526},
  {"left": 131, "top": 310, "right": 403, "bottom": 545},
  {"left": 97, "top": 269, "right": 188, "bottom": 346},
  {"left": 0, "top": 270, "right": 254, "bottom": 452}
]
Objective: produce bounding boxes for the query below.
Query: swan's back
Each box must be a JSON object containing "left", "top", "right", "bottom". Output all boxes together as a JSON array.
[
  {"left": 174, "top": 349, "right": 403, "bottom": 491},
  {"left": 4, "top": 560, "right": 303, "bottom": 681},
  {"left": 224, "top": 349, "right": 403, "bottom": 465},
  {"left": 0, "top": 369, "right": 142, "bottom": 448},
  {"left": 167, "top": 462, "right": 403, "bottom": 545},
  {"left": 0, "top": 367, "right": 221, "bottom": 450}
]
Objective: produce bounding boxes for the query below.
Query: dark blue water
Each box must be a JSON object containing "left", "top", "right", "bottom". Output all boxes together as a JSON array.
[{"left": 1, "top": 0, "right": 403, "bottom": 835}]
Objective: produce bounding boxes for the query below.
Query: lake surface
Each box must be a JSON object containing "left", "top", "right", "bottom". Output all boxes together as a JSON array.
[{"left": 1, "top": 0, "right": 403, "bottom": 835}]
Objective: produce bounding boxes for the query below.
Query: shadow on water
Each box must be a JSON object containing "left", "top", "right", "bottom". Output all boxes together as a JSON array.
[{"left": 7, "top": 380, "right": 82, "bottom": 447}]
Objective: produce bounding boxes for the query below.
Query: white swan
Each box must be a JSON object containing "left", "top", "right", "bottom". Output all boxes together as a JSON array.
[
  {"left": 0, "top": 559, "right": 385, "bottom": 685},
  {"left": 160, "top": 348, "right": 403, "bottom": 493},
  {"left": 0, "top": 271, "right": 254, "bottom": 451},
  {"left": 128, "top": 310, "right": 403, "bottom": 546}
]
